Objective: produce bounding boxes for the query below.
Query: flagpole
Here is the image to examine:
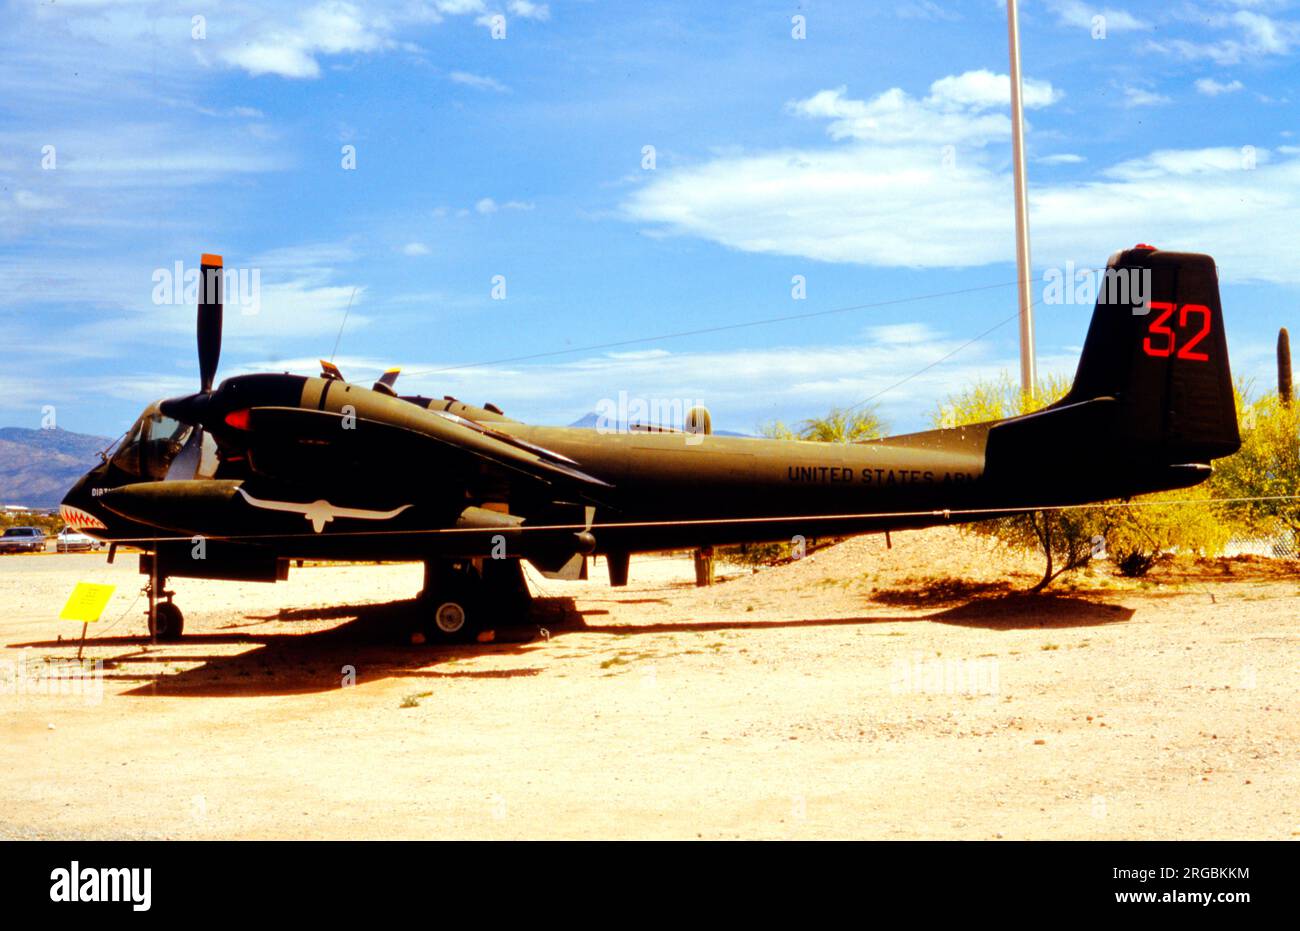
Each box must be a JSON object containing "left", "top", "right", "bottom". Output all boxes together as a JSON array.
[{"left": 1007, "top": 0, "right": 1037, "bottom": 396}]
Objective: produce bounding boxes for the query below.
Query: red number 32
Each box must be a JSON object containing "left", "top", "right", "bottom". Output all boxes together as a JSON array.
[{"left": 1143, "top": 301, "right": 1211, "bottom": 361}]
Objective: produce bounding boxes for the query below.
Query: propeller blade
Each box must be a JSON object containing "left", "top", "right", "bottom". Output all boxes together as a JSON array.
[
  {"left": 372, "top": 367, "right": 400, "bottom": 396},
  {"left": 198, "top": 253, "right": 224, "bottom": 393}
]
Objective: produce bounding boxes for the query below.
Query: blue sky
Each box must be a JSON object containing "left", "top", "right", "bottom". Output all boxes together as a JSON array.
[{"left": 1, "top": 0, "right": 1297, "bottom": 438}]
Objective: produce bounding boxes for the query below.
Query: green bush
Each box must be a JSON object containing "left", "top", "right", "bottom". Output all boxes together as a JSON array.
[
  {"left": 759, "top": 406, "right": 885, "bottom": 443},
  {"left": 1208, "top": 387, "right": 1300, "bottom": 541},
  {"left": 931, "top": 373, "right": 1234, "bottom": 588}
]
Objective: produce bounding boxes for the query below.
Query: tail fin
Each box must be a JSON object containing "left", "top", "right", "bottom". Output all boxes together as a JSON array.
[
  {"left": 1059, "top": 245, "right": 1240, "bottom": 463},
  {"left": 984, "top": 246, "right": 1239, "bottom": 502}
]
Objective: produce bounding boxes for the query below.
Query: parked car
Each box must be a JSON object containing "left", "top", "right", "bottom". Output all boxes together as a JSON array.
[
  {"left": 0, "top": 526, "right": 47, "bottom": 553},
  {"left": 56, "top": 525, "right": 101, "bottom": 553}
]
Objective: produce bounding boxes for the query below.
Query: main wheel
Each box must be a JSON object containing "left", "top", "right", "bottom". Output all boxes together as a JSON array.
[
  {"left": 150, "top": 601, "right": 184, "bottom": 641},
  {"left": 423, "top": 582, "right": 483, "bottom": 642},
  {"left": 434, "top": 600, "right": 469, "bottom": 636}
]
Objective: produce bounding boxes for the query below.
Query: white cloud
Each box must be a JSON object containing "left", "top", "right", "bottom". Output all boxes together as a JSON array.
[
  {"left": 928, "top": 70, "right": 1061, "bottom": 110},
  {"left": 449, "top": 71, "right": 510, "bottom": 92},
  {"left": 624, "top": 77, "right": 1300, "bottom": 284},
  {"left": 790, "top": 70, "right": 1061, "bottom": 149},
  {"left": 1123, "top": 85, "right": 1171, "bottom": 107},
  {"left": 1050, "top": 1, "right": 1147, "bottom": 32},
  {"left": 401, "top": 242, "right": 431, "bottom": 256},
  {"left": 380, "top": 324, "right": 1051, "bottom": 433},
  {"left": 1101, "top": 146, "right": 1266, "bottom": 180},
  {"left": 203, "top": 0, "right": 548, "bottom": 80},
  {"left": 626, "top": 144, "right": 1008, "bottom": 267},
  {"left": 1195, "top": 77, "right": 1245, "bottom": 96},
  {"left": 474, "top": 197, "right": 534, "bottom": 214},
  {"left": 218, "top": 2, "right": 391, "bottom": 79},
  {"left": 1234, "top": 9, "right": 1293, "bottom": 53},
  {"left": 508, "top": 0, "right": 551, "bottom": 20},
  {"left": 1150, "top": 10, "right": 1299, "bottom": 65},
  {"left": 12, "top": 190, "right": 65, "bottom": 210},
  {"left": 437, "top": 0, "right": 488, "bottom": 14},
  {"left": 1038, "top": 153, "right": 1086, "bottom": 165},
  {"left": 894, "top": 1, "right": 961, "bottom": 22}
]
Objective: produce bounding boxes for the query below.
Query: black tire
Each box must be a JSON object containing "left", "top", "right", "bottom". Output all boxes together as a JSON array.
[
  {"left": 150, "top": 602, "right": 184, "bottom": 641},
  {"left": 421, "top": 570, "right": 482, "bottom": 644}
]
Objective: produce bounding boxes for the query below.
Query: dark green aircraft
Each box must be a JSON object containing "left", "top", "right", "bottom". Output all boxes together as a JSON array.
[{"left": 61, "top": 246, "right": 1239, "bottom": 642}]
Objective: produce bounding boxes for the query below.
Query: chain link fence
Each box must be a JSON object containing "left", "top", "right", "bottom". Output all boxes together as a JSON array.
[{"left": 1224, "top": 527, "right": 1299, "bottom": 558}]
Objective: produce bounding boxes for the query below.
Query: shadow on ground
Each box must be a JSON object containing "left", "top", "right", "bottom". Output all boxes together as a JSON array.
[{"left": 8, "top": 587, "right": 1133, "bottom": 697}]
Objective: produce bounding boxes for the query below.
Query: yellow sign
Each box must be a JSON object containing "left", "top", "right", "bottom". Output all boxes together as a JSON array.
[{"left": 59, "top": 582, "right": 116, "bottom": 623}]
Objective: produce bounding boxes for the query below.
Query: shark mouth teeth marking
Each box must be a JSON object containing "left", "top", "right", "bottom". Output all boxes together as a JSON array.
[{"left": 60, "top": 504, "right": 108, "bottom": 531}]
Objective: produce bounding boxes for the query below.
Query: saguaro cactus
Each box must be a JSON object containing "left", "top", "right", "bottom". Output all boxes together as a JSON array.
[{"left": 1279, "top": 328, "right": 1293, "bottom": 406}]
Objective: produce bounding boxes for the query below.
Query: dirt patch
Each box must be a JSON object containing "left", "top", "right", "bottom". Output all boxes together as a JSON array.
[{"left": 1, "top": 529, "right": 1295, "bottom": 839}]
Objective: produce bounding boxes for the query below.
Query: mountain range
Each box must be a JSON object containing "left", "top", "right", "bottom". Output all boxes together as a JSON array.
[{"left": 0, "top": 427, "right": 112, "bottom": 509}]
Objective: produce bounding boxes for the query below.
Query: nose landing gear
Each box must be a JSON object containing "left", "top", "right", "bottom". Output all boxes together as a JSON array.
[{"left": 144, "top": 570, "right": 184, "bottom": 642}]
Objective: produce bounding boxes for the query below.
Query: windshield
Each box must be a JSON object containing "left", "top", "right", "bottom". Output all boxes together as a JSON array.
[
  {"left": 110, "top": 411, "right": 194, "bottom": 481},
  {"left": 100, "top": 427, "right": 130, "bottom": 462}
]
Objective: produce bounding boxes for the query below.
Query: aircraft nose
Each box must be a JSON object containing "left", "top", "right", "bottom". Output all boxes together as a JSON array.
[{"left": 60, "top": 473, "right": 109, "bottom": 531}]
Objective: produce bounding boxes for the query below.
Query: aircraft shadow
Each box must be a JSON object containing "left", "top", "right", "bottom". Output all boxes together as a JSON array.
[
  {"left": 570, "top": 593, "right": 1132, "bottom": 636},
  {"left": 9, "top": 590, "right": 1132, "bottom": 697}
]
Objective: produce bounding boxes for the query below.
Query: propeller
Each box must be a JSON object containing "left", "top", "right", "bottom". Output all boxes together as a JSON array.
[{"left": 163, "top": 253, "right": 223, "bottom": 480}]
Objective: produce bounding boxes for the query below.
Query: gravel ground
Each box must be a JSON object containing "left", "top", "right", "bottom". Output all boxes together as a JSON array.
[{"left": 0, "top": 529, "right": 1295, "bottom": 839}]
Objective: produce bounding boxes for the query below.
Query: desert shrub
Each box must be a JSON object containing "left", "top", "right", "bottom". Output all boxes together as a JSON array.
[
  {"left": 0, "top": 511, "right": 62, "bottom": 534},
  {"left": 931, "top": 372, "right": 1235, "bottom": 588},
  {"left": 931, "top": 371, "right": 1071, "bottom": 428},
  {"left": 1095, "top": 486, "right": 1231, "bottom": 576},
  {"left": 722, "top": 539, "right": 803, "bottom": 567},
  {"left": 931, "top": 374, "right": 1105, "bottom": 589},
  {"left": 1208, "top": 388, "right": 1300, "bottom": 542},
  {"left": 759, "top": 406, "right": 885, "bottom": 443}
]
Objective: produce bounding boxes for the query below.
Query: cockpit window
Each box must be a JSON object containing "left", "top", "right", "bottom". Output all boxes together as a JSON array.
[
  {"left": 100, "top": 428, "right": 130, "bottom": 462},
  {"left": 110, "top": 411, "right": 193, "bottom": 481}
]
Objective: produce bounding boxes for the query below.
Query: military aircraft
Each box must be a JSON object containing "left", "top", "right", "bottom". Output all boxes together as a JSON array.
[{"left": 61, "top": 246, "right": 1239, "bottom": 642}]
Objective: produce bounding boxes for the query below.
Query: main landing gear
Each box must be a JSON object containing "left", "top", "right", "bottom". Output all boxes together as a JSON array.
[{"left": 418, "top": 558, "right": 531, "bottom": 644}]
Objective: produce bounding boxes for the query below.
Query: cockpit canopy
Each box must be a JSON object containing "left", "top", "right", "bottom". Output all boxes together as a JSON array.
[{"left": 109, "top": 405, "right": 213, "bottom": 481}]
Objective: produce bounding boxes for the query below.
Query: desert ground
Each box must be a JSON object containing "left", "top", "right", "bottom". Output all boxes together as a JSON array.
[{"left": 0, "top": 528, "right": 1295, "bottom": 840}]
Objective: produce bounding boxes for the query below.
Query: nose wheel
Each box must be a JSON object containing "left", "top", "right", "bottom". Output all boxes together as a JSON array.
[
  {"left": 149, "top": 600, "right": 185, "bottom": 641},
  {"left": 144, "top": 576, "right": 185, "bottom": 642}
]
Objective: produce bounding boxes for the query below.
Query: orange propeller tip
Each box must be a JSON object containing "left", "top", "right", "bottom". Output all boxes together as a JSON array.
[{"left": 201, "top": 253, "right": 224, "bottom": 267}]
